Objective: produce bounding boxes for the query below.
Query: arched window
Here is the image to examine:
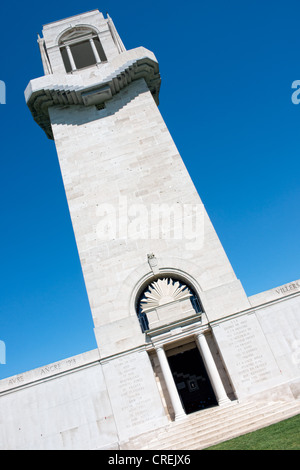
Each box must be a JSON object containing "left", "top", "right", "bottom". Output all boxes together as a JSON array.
[
  {"left": 136, "top": 277, "right": 203, "bottom": 332},
  {"left": 59, "top": 27, "right": 107, "bottom": 73}
]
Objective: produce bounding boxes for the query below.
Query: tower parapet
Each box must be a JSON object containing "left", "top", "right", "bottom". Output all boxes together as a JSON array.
[{"left": 25, "top": 10, "right": 160, "bottom": 139}]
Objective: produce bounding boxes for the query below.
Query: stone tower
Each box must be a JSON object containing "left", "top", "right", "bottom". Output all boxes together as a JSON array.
[
  {"left": 0, "top": 8, "right": 293, "bottom": 450},
  {"left": 24, "top": 10, "right": 268, "bottom": 443}
]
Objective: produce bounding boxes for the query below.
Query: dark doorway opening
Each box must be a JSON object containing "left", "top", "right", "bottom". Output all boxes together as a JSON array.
[{"left": 168, "top": 347, "right": 217, "bottom": 414}]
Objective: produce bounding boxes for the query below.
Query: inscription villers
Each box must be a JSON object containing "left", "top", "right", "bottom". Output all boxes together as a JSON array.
[{"left": 275, "top": 282, "right": 300, "bottom": 295}]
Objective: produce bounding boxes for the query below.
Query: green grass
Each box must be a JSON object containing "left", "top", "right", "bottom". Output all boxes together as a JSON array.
[{"left": 205, "top": 414, "right": 300, "bottom": 450}]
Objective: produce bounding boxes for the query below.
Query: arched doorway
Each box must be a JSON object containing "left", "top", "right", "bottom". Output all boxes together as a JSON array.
[{"left": 167, "top": 345, "right": 217, "bottom": 414}]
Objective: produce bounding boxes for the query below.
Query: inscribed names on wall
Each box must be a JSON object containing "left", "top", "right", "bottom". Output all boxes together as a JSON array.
[
  {"left": 213, "top": 313, "right": 282, "bottom": 397},
  {"left": 102, "top": 350, "right": 167, "bottom": 441}
]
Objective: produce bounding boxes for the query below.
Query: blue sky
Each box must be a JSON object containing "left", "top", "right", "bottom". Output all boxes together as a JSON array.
[{"left": 0, "top": 0, "right": 299, "bottom": 379}]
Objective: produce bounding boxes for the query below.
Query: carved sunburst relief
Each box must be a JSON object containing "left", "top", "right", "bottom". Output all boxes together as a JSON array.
[{"left": 140, "top": 278, "right": 192, "bottom": 313}]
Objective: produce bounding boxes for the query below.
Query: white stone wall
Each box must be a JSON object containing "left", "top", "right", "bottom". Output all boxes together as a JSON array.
[
  {"left": 0, "top": 285, "right": 298, "bottom": 449},
  {"left": 255, "top": 293, "right": 300, "bottom": 390},
  {"left": 101, "top": 350, "right": 168, "bottom": 442},
  {"left": 212, "top": 284, "right": 300, "bottom": 400},
  {"left": 0, "top": 350, "right": 119, "bottom": 450},
  {"left": 49, "top": 78, "right": 250, "bottom": 357},
  {"left": 0, "top": 347, "right": 169, "bottom": 449}
]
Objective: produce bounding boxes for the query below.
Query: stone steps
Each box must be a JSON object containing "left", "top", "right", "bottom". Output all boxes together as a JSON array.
[
  {"left": 122, "top": 399, "right": 300, "bottom": 450},
  {"left": 165, "top": 401, "right": 300, "bottom": 450}
]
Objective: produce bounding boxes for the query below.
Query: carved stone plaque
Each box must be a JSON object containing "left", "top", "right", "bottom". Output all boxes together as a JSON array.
[
  {"left": 213, "top": 313, "right": 283, "bottom": 398},
  {"left": 102, "top": 350, "right": 167, "bottom": 441}
]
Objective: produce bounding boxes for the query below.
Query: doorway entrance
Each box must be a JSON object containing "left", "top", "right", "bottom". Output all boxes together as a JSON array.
[{"left": 167, "top": 347, "right": 217, "bottom": 414}]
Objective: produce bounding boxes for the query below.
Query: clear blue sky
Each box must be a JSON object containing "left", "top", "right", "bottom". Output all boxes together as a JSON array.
[{"left": 0, "top": 0, "right": 299, "bottom": 379}]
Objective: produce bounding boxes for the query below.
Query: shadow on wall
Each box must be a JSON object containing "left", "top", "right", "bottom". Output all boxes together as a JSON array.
[{"left": 49, "top": 79, "right": 149, "bottom": 129}]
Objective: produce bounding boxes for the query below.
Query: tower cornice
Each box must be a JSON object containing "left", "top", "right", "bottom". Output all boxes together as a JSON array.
[{"left": 25, "top": 47, "right": 161, "bottom": 139}]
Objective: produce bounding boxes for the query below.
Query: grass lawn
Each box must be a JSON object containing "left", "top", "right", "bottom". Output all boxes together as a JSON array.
[{"left": 205, "top": 414, "right": 300, "bottom": 450}]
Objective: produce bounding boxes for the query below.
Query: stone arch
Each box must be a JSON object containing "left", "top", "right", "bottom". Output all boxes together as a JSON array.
[
  {"left": 126, "top": 257, "right": 205, "bottom": 315},
  {"left": 57, "top": 25, "right": 107, "bottom": 72},
  {"left": 113, "top": 255, "right": 206, "bottom": 332},
  {"left": 56, "top": 24, "right": 100, "bottom": 45},
  {"left": 136, "top": 275, "right": 203, "bottom": 332}
]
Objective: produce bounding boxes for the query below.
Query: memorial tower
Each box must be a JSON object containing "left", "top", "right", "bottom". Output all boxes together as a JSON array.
[{"left": 25, "top": 10, "right": 253, "bottom": 440}]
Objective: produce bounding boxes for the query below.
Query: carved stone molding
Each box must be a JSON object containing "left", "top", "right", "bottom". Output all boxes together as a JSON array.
[{"left": 25, "top": 47, "right": 161, "bottom": 139}]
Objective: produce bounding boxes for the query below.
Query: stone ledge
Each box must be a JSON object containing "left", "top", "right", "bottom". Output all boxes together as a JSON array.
[
  {"left": 248, "top": 278, "right": 300, "bottom": 307},
  {"left": 25, "top": 47, "right": 161, "bottom": 139},
  {"left": 0, "top": 348, "right": 100, "bottom": 395}
]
